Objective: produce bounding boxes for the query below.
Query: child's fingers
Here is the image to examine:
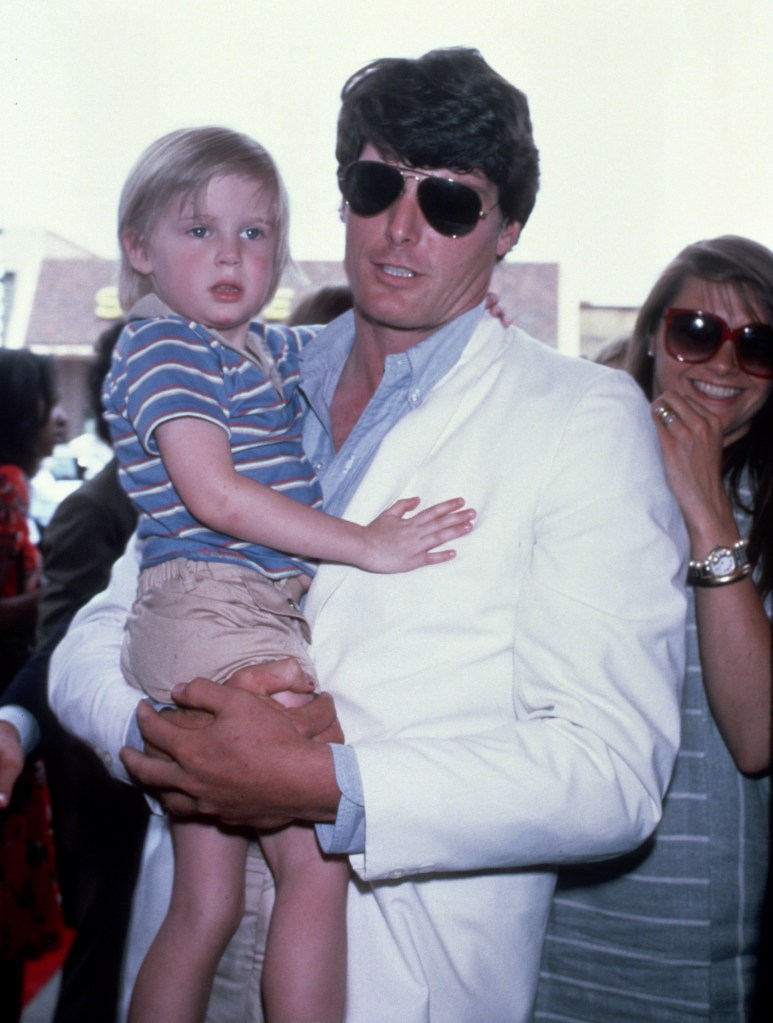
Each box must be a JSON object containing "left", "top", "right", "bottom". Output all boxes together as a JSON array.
[
  {"left": 420, "top": 518, "right": 475, "bottom": 549},
  {"left": 408, "top": 497, "right": 471, "bottom": 524},
  {"left": 385, "top": 496, "right": 422, "bottom": 518}
]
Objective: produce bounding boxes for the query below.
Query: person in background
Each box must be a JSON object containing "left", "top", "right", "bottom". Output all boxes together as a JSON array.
[
  {"left": 286, "top": 284, "right": 353, "bottom": 326},
  {"left": 0, "top": 348, "right": 66, "bottom": 1023},
  {"left": 593, "top": 332, "right": 629, "bottom": 369},
  {"left": 0, "top": 350, "right": 65, "bottom": 687},
  {"left": 36, "top": 321, "right": 137, "bottom": 645},
  {"left": 1, "top": 324, "right": 146, "bottom": 1023},
  {"left": 536, "top": 235, "right": 771, "bottom": 1022},
  {"left": 51, "top": 48, "right": 687, "bottom": 1023},
  {"left": 42, "top": 319, "right": 146, "bottom": 1023}
]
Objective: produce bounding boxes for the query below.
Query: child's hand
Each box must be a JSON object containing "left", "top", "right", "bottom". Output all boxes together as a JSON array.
[{"left": 360, "top": 497, "right": 476, "bottom": 573}]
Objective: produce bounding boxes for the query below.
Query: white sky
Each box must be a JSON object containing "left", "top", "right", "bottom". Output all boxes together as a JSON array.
[{"left": 2, "top": 0, "right": 772, "bottom": 309}]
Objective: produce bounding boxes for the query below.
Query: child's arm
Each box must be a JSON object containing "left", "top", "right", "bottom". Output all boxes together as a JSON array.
[{"left": 155, "top": 417, "right": 475, "bottom": 573}]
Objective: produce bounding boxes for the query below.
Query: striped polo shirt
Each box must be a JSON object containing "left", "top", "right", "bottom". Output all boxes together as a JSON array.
[{"left": 103, "top": 309, "right": 321, "bottom": 578}]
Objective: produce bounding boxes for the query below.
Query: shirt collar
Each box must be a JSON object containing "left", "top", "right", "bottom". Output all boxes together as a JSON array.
[{"left": 300, "top": 301, "right": 486, "bottom": 412}]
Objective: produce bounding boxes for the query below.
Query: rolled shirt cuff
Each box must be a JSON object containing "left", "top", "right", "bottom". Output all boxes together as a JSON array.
[
  {"left": 316, "top": 742, "right": 365, "bottom": 855},
  {"left": 0, "top": 705, "right": 41, "bottom": 755}
]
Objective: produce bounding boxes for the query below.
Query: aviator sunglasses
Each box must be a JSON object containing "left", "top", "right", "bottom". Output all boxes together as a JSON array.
[
  {"left": 663, "top": 307, "right": 773, "bottom": 379},
  {"left": 339, "top": 160, "right": 497, "bottom": 238}
]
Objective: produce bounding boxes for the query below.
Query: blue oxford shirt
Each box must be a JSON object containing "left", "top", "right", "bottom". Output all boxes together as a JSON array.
[{"left": 301, "top": 302, "right": 485, "bottom": 853}]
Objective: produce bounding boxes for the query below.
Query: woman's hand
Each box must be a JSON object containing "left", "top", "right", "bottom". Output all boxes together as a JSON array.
[
  {"left": 651, "top": 389, "right": 736, "bottom": 547},
  {"left": 652, "top": 389, "right": 771, "bottom": 774}
]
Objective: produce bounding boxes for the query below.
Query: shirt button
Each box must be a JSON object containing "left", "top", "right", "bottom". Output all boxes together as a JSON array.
[
  {"left": 387, "top": 869, "right": 405, "bottom": 880},
  {"left": 314, "top": 462, "right": 324, "bottom": 472},
  {"left": 409, "top": 389, "right": 421, "bottom": 406}
]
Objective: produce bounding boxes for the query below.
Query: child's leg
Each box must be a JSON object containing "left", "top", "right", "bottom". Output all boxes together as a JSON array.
[
  {"left": 128, "top": 818, "right": 247, "bottom": 1023},
  {"left": 260, "top": 824, "right": 349, "bottom": 1023}
]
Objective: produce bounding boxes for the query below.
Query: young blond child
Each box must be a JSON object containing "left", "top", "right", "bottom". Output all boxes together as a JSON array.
[{"left": 103, "top": 127, "right": 475, "bottom": 1023}]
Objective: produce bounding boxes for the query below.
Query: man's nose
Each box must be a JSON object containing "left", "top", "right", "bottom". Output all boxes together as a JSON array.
[{"left": 385, "top": 184, "right": 424, "bottom": 244}]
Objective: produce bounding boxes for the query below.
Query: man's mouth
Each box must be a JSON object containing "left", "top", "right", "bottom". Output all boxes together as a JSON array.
[{"left": 381, "top": 264, "right": 417, "bottom": 279}]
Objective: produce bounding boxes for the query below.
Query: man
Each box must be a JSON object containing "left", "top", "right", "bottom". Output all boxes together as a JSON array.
[{"left": 50, "top": 48, "right": 687, "bottom": 1022}]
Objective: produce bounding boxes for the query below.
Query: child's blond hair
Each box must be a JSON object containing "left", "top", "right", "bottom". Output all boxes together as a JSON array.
[{"left": 118, "top": 126, "right": 290, "bottom": 311}]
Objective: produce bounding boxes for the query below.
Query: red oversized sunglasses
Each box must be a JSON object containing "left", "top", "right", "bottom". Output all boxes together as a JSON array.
[{"left": 663, "top": 308, "right": 773, "bottom": 379}]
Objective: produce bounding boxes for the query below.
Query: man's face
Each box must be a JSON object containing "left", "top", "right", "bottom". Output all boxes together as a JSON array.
[{"left": 343, "top": 144, "right": 521, "bottom": 348}]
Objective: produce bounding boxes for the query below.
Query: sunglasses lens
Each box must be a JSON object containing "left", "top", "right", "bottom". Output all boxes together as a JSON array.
[
  {"left": 418, "top": 178, "right": 482, "bottom": 237},
  {"left": 738, "top": 326, "right": 773, "bottom": 378},
  {"left": 665, "top": 311, "right": 721, "bottom": 363},
  {"left": 341, "top": 161, "right": 484, "bottom": 237},
  {"left": 666, "top": 310, "right": 773, "bottom": 378},
  {"left": 341, "top": 162, "right": 403, "bottom": 216}
]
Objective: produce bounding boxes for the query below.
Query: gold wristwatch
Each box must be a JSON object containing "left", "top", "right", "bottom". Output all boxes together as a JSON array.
[{"left": 687, "top": 539, "right": 751, "bottom": 587}]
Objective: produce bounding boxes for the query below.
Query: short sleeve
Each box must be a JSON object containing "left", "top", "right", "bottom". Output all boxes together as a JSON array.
[{"left": 106, "top": 320, "right": 230, "bottom": 455}]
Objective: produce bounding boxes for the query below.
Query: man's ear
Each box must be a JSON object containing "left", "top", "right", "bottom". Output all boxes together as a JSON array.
[
  {"left": 122, "top": 230, "right": 152, "bottom": 275},
  {"left": 496, "top": 220, "right": 522, "bottom": 259}
]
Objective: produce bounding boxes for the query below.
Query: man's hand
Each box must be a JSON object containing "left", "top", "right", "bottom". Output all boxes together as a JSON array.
[
  {"left": 0, "top": 720, "right": 25, "bottom": 808},
  {"left": 120, "top": 661, "right": 343, "bottom": 829}
]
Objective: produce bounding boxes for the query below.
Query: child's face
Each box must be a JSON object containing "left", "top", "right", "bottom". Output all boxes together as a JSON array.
[{"left": 126, "top": 173, "right": 278, "bottom": 350}]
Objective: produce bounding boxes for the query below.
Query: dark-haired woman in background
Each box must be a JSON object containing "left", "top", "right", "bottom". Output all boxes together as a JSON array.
[
  {"left": 0, "top": 348, "right": 67, "bottom": 1021},
  {"left": 537, "top": 236, "right": 771, "bottom": 1022},
  {"left": 0, "top": 348, "right": 66, "bottom": 688}
]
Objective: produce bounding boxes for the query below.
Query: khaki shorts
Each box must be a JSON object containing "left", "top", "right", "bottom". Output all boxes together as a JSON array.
[{"left": 121, "top": 557, "right": 315, "bottom": 703}]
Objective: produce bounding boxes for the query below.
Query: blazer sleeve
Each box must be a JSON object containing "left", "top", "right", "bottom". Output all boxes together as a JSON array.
[{"left": 48, "top": 536, "right": 144, "bottom": 782}]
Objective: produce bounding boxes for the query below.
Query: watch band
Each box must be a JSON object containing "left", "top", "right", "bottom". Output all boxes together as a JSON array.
[{"left": 687, "top": 538, "right": 751, "bottom": 587}]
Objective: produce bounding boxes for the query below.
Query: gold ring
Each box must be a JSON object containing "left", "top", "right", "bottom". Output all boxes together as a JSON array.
[{"left": 654, "top": 404, "right": 678, "bottom": 427}]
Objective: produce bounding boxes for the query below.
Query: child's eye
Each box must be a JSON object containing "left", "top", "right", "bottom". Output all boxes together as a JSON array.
[
  {"left": 187, "top": 226, "right": 210, "bottom": 239},
  {"left": 243, "top": 226, "right": 266, "bottom": 241}
]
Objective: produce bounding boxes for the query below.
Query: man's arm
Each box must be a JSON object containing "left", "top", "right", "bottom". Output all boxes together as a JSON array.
[
  {"left": 50, "top": 539, "right": 344, "bottom": 791},
  {"left": 48, "top": 536, "right": 145, "bottom": 782},
  {"left": 121, "top": 371, "right": 687, "bottom": 875}
]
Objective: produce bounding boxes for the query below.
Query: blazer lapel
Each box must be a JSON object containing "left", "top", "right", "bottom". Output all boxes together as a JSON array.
[{"left": 305, "top": 316, "right": 510, "bottom": 624}]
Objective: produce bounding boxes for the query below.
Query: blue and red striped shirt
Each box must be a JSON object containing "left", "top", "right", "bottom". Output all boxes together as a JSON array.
[{"left": 103, "top": 309, "right": 322, "bottom": 578}]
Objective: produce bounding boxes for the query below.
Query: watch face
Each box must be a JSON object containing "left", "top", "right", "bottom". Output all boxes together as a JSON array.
[{"left": 708, "top": 548, "right": 735, "bottom": 576}]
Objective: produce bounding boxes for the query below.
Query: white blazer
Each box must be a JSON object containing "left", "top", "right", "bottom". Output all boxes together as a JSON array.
[
  {"left": 304, "top": 317, "right": 686, "bottom": 1021},
  {"left": 50, "top": 316, "right": 687, "bottom": 1023}
]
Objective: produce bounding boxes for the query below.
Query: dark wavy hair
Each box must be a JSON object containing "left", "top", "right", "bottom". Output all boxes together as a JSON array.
[
  {"left": 88, "top": 320, "right": 126, "bottom": 444},
  {"left": 626, "top": 235, "right": 773, "bottom": 598},
  {"left": 0, "top": 349, "right": 57, "bottom": 476},
  {"left": 336, "top": 48, "right": 540, "bottom": 228}
]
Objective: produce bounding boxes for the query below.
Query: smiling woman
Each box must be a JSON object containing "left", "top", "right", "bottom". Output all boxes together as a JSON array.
[{"left": 536, "top": 234, "right": 773, "bottom": 1023}]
